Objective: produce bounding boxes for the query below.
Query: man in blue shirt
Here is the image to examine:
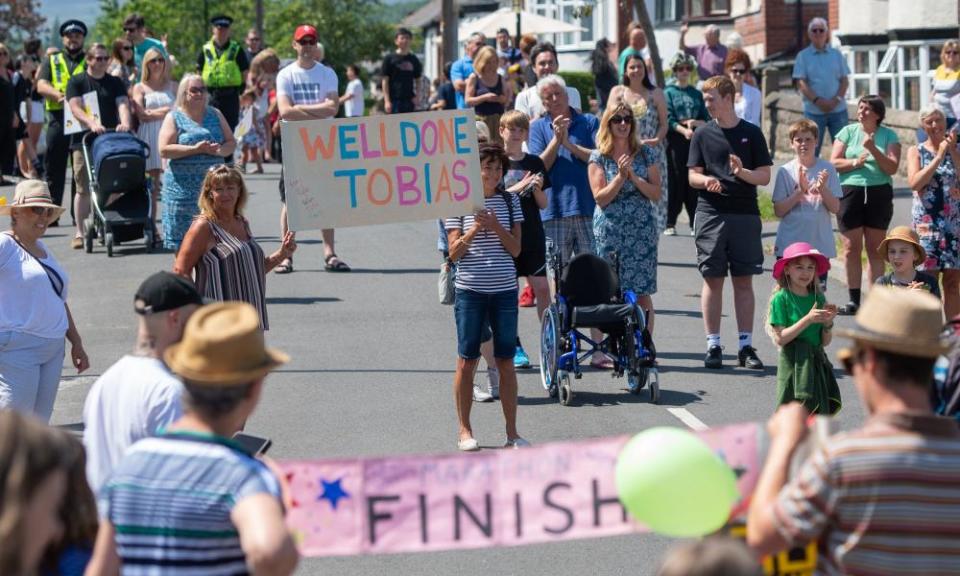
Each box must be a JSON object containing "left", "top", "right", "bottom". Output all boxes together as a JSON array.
[
  {"left": 451, "top": 32, "right": 485, "bottom": 109},
  {"left": 792, "top": 17, "right": 850, "bottom": 157},
  {"left": 527, "top": 75, "right": 598, "bottom": 261},
  {"left": 123, "top": 13, "right": 167, "bottom": 72}
]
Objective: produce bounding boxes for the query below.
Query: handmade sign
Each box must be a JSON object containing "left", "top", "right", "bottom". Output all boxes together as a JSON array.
[
  {"left": 64, "top": 91, "right": 100, "bottom": 136},
  {"left": 281, "top": 422, "right": 766, "bottom": 557},
  {"left": 280, "top": 110, "right": 484, "bottom": 231}
]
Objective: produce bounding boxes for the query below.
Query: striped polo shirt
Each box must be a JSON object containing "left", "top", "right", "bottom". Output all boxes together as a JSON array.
[
  {"left": 445, "top": 191, "right": 523, "bottom": 294},
  {"left": 98, "top": 431, "right": 281, "bottom": 575},
  {"left": 773, "top": 412, "right": 960, "bottom": 575}
]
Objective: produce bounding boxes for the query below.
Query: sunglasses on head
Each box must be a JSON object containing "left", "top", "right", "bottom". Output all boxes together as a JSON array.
[{"left": 609, "top": 115, "right": 632, "bottom": 125}]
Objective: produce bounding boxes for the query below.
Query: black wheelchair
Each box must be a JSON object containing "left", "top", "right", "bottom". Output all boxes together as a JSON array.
[{"left": 539, "top": 243, "right": 660, "bottom": 406}]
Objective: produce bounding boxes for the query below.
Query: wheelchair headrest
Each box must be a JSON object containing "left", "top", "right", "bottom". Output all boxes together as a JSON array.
[{"left": 559, "top": 253, "right": 619, "bottom": 307}]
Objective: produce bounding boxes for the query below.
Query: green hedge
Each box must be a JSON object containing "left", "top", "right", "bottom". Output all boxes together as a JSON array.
[{"left": 558, "top": 71, "right": 595, "bottom": 105}]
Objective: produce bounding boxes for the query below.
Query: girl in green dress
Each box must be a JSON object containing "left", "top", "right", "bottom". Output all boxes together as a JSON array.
[{"left": 768, "top": 242, "right": 841, "bottom": 414}]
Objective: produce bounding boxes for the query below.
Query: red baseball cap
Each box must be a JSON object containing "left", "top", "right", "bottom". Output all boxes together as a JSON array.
[{"left": 294, "top": 25, "right": 317, "bottom": 42}]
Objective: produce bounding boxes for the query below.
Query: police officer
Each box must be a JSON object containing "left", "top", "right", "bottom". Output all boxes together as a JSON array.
[
  {"left": 36, "top": 20, "right": 87, "bottom": 230},
  {"left": 196, "top": 15, "right": 249, "bottom": 131}
]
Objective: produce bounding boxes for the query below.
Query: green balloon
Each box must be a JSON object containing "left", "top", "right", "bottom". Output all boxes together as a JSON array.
[{"left": 615, "top": 427, "right": 738, "bottom": 537}]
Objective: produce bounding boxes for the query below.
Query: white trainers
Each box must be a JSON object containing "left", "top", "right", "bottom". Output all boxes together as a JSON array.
[
  {"left": 473, "top": 383, "right": 493, "bottom": 402},
  {"left": 663, "top": 227, "right": 676, "bottom": 236},
  {"left": 487, "top": 366, "right": 500, "bottom": 399},
  {"left": 504, "top": 437, "right": 531, "bottom": 448}
]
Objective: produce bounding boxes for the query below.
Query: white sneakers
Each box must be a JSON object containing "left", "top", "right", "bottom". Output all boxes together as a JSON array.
[
  {"left": 503, "top": 437, "right": 531, "bottom": 449},
  {"left": 473, "top": 366, "right": 499, "bottom": 402}
]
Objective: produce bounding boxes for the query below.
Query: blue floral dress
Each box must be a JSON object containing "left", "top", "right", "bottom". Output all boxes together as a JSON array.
[
  {"left": 590, "top": 147, "right": 660, "bottom": 295},
  {"left": 630, "top": 95, "right": 669, "bottom": 233},
  {"left": 913, "top": 145, "right": 960, "bottom": 270},
  {"left": 161, "top": 107, "right": 225, "bottom": 250}
]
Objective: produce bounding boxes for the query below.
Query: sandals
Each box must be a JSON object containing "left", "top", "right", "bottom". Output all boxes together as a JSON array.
[
  {"left": 324, "top": 254, "right": 351, "bottom": 272},
  {"left": 275, "top": 258, "right": 293, "bottom": 274}
]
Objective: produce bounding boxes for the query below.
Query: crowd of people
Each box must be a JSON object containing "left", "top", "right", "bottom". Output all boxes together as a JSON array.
[{"left": 2, "top": 10, "right": 960, "bottom": 576}]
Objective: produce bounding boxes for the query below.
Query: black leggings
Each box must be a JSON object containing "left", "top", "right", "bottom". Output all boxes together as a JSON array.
[{"left": 666, "top": 130, "right": 697, "bottom": 228}]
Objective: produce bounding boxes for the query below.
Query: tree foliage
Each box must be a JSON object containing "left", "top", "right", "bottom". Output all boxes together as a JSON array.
[
  {"left": 0, "top": 0, "right": 46, "bottom": 47},
  {"left": 92, "top": 0, "right": 394, "bottom": 84}
]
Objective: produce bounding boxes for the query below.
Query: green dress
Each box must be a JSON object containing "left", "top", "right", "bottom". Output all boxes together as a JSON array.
[{"left": 769, "top": 289, "right": 842, "bottom": 414}]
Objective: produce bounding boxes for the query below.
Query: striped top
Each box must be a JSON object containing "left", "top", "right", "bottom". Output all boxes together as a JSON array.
[
  {"left": 774, "top": 412, "right": 960, "bottom": 575},
  {"left": 445, "top": 191, "right": 523, "bottom": 294},
  {"left": 98, "top": 432, "right": 281, "bottom": 576},
  {"left": 194, "top": 217, "right": 268, "bottom": 330}
]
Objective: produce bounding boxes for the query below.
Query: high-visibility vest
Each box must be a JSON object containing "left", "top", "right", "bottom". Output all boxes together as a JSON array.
[
  {"left": 46, "top": 52, "right": 86, "bottom": 112},
  {"left": 201, "top": 40, "right": 243, "bottom": 89}
]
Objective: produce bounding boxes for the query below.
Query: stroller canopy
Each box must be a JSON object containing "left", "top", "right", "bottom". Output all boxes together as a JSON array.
[{"left": 90, "top": 132, "right": 149, "bottom": 176}]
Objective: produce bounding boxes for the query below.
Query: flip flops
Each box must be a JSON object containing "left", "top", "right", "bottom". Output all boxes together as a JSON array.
[{"left": 275, "top": 258, "right": 293, "bottom": 274}]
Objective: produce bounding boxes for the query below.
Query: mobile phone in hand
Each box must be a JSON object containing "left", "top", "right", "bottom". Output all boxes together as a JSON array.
[{"left": 233, "top": 432, "right": 272, "bottom": 456}]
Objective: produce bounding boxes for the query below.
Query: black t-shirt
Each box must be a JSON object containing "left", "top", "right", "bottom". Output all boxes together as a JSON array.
[
  {"left": 65, "top": 72, "right": 127, "bottom": 148},
  {"left": 438, "top": 82, "right": 456, "bottom": 110},
  {"left": 506, "top": 153, "right": 550, "bottom": 255},
  {"left": 382, "top": 52, "right": 422, "bottom": 102},
  {"left": 687, "top": 119, "right": 772, "bottom": 215}
]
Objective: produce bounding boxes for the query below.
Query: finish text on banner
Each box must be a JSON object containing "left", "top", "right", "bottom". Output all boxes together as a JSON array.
[{"left": 280, "top": 110, "right": 484, "bottom": 231}]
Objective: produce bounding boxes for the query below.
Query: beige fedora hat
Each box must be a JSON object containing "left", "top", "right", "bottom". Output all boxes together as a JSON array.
[
  {"left": 878, "top": 225, "right": 926, "bottom": 266},
  {"left": 836, "top": 287, "right": 950, "bottom": 360},
  {"left": 164, "top": 302, "right": 289, "bottom": 386},
  {"left": 0, "top": 180, "right": 67, "bottom": 225}
]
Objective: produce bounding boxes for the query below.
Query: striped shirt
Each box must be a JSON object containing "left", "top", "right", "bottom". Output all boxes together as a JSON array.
[
  {"left": 774, "top": 412, "right": 960, "bottom": 575},
  {"left": 99, "top": 432, "right": 281, "bottom": 575},
  {"left": 194, "top": 218, "right": 268, "bottom": 330},
  {"left": 445, "top": 191, "right": 523, "bottom": 294}
]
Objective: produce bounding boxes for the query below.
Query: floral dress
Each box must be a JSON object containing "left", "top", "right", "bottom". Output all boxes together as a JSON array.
[
  {"left": 630, "top": 95, "right": 669, "bottom": 233},
  {"left": 590, "top": 148, "right": 660, "bottom": 295},
  {"left": 913, "top": 145, "right": 960, "bottom": 271},
  {"left": 161, "top": 107, "right": 225, "bottom": 251}
]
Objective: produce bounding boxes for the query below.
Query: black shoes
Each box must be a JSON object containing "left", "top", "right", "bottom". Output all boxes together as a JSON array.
[
  {"left": 838, "top": 302, "right": 859, "bottom": 316},
  {"left": 738, "top": 346, "right": 764, "bottom": 369},
  {"left": 704, "top": 345, "right": 723, "bottom": 369}
]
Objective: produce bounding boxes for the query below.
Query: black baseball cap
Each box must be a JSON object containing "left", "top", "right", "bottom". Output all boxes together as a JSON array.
[
  {"left": 60, "top": 20, "right": 88, "bottom": 37},
  {"left": 134, "top": 272, "right": 204, "bottom": 315},
  {"left": 210, "top": 15, "right": 233, "bottom": 27}
]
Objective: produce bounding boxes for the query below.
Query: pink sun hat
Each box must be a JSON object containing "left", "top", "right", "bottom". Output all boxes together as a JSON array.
[{"left": 773, "top": 241, "right": 831, "bottom": 280}]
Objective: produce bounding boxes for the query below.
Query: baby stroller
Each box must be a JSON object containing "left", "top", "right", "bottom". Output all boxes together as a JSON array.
[
  {"left": 539, "top": 242, "right": 660, "bottom": 406},
  {"left": 81, "top": 131, "right": 153, "bottom": 257}
]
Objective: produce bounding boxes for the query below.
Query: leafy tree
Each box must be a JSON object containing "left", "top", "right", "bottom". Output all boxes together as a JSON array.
[
  {"left": 0, "top": 0, "right": 46, "bottom": 48},
  {"left": 92, "top": 0, "right": 394, "bottom": 85}
]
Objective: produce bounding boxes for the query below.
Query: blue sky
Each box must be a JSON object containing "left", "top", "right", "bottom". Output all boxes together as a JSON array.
[{"left": 40, "top": 0, "right": 103, "bottom": 28}]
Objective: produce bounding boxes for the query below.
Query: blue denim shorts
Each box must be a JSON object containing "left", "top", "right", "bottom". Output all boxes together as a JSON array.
[{"left": 454, "top": 288, "right": 518, "bottom": 359}]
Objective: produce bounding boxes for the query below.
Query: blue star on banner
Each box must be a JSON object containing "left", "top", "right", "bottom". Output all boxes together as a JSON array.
[{"left": 318, "top": 477, "right": 350, "bottom": 510}]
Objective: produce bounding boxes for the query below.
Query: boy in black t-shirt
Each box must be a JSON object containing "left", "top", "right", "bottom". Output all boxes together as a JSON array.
[
  {"left": 500, "top": 110, "right": 550, "bottom": 369},
  {"left": 381, "top": 28, "right": 423, "bottom": 114},
  {"left": 688, "top": 75, "right": 772, "bottom": 370},
  {"left": 65, "top": 42, "right": 132, "bottom": 247}
]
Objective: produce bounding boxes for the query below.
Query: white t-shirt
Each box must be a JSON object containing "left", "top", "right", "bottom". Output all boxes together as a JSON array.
[
  {"left": 344, "top": 78, "right": 364, "bottom": 117},
  {"left": 83, "top": 355, "right": 184, "bottom": 492},
  {"left": 276, "top": 60, "right": 339, "bottom": 106},
  {"left": 772, "top": 158, "right": 841, "bottom": 258},
  {"left": 0, "top": 233, "right": 68, "bottom": 339},
  {"left": 514, "top": 85, "right": 581, "bottom": 120},
  {"left": 734, "top": 82, "right": 762, "bottom": 127}
]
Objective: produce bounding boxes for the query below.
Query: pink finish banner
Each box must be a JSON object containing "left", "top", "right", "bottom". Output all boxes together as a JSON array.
[{"left": 281, "top": 423, "right": 765, "bottom": 557}]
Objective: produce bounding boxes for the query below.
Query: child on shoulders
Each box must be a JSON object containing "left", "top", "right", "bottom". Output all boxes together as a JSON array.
[
  {"left": 875, "top": 226, "right": 941, "bottom": 298},
  {"left": 767, "top": 242, "right": 841, "bottom": 414}
]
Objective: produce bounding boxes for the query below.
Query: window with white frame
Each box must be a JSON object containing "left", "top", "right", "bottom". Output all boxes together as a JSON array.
[
  {"left": 529, "top": 0, "right": 597, "bottom": 49},
  {"left": 656, "top": 0, "right": 686, "bottom": 23},
  {"left": 844, "top": 41, "right": 946, "bottom": 111}
]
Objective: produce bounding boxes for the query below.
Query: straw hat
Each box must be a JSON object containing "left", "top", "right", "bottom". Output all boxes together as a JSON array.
[
  {"left": 773, "top": 242, "right": 830, "bottom": 280},
  {"left": 836, "top": 287, "right": 950, "bottom": 360},
  {"left": 0, "top": 180, "right": 67, "bottom": 225},
  {"left": 164, "top": 302, "right": 289, "bottom": 386},
  {"left": 878, "top": 225, "right": 926, "bottom": 265}
]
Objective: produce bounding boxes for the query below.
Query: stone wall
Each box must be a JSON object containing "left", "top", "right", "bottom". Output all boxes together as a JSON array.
[{"left": 761, "top": 77, "right": 918, "bottom": 179}]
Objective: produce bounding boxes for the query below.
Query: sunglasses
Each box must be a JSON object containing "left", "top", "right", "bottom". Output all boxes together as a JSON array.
[
  {"left": 188, "top": 86, "right": 207, "bottom": 95},
  {"left": 297, "top": 38, "right": 317, "bottom": 46},
  {"left": 92, "top": 56, "right": 110, "bottom": 62},
  {"left": 147, "top": 58, "right": 165, "bottom": 65},
  {"left": 121, "top": 46, "right": 133, "bottom": 51},
  {"left": 123, "top": 27, "right": 137, "bottom": 33},
  {"left": 675, "top": 65, "right": 692, "bottom": 71},
  {"left": 730, "top": 68, "right": 747, "bottom": 75},
  {"left": 609, "top": 115, "right": 632, "bottom": 125},
  {"left": 810, "top": 28, "right": 826, "bottom": 33},
  {"left": 249, "top": 37, "right": 261, "bottom": 42},
  {"left": 29, "top": 206, "right": 55, "bottom": 217}
]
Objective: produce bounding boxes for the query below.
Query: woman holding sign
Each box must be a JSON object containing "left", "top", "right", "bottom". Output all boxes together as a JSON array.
[
  {"left": 174, "top": 165, "right": 296, "bottom": 330},
  {"left": 445, "top": 142, "right": 528, "bottom": 452}
]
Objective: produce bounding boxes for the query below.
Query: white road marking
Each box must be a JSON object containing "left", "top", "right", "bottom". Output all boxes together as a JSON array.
[{"left": 666, "top": 407, "right": 710, "bottom": 431}]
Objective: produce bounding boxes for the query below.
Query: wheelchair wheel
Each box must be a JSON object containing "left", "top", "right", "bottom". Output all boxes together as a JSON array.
[
  {"left": 648, "top": 369, "right": 661, "bottom": 404},
  {"left": 540, "top": 304, "right": 560, "bottom": 397},
  {"left": 558, "top": 370, "right": 573, "bottom": 406},
  {"left": 627, "top": 368, "right": 649, "bottom": 395}
]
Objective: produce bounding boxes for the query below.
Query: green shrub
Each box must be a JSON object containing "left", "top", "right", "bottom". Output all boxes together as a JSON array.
[{"left": 558, "top": 71, "right": 596, "bottom": 106}]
